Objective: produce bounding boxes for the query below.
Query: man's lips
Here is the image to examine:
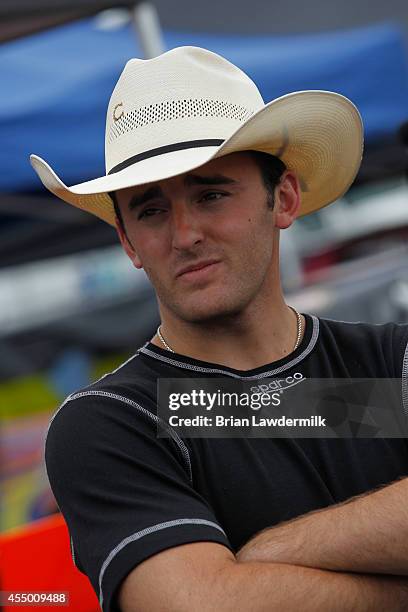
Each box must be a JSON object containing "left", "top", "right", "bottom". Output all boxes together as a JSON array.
[{"left": 176, "top": 260, "right": 220, "bottom": 278}]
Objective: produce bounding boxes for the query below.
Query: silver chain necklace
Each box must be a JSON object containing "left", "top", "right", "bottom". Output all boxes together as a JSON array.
[{"left": 156, "top": 307, "right": 303, "bottom": 354}]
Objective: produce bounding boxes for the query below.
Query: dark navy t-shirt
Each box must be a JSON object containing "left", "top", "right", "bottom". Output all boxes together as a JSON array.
[{"left": 45, "top": 314, "right": 408, "bottom": 611}]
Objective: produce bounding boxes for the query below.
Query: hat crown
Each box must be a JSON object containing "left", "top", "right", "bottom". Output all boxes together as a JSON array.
[{"left": 105, "top": 46, "right": 265, "bottom": 174}]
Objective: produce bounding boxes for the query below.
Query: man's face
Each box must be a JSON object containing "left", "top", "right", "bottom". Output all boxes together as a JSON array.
[{"left": 115, "top": 152, "right": 296, "bottom": 323}]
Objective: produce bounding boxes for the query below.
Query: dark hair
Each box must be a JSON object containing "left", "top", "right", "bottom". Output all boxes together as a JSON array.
[
  {"left": 248, "top": 151, "right": 286, "bottom": 209},
  {"left": 109, "top": 190, "right": 124, "bottom": 230},
  {"left": 109, "top": 190, "right": 134, "bottom": 246},
  {"left": 109, "top": 151, "right": 286, "bottom": 233}
]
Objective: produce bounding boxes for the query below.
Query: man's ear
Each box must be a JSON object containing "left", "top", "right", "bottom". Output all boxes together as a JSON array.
[
  {"left": 115, "top": 220, "right": 143, "bottom": 269},
  {"left": 274, "top": 171, "right": 301, "bottom": 229}
]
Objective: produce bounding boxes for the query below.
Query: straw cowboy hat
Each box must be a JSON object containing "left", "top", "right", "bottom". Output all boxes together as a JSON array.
[{"left": 30, "top": 46, "right": 363, "bottom": 226}]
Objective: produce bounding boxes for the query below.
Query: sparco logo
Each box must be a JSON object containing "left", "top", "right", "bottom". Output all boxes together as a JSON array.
[{"left": 250, "top": 372, "right": 305, "bottom": 395}]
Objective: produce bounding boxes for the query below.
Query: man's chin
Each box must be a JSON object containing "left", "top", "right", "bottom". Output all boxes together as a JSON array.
[{"left": 170, "top": 299, "right": 245, "bottom": 324}]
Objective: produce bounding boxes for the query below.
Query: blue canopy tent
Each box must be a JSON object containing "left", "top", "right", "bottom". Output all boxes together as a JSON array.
[
  {"left": 1, "top": 19, "right": 408, "bottom": 192},
  {"left": 1, "top": 17, "right": 408, "bottom": 376}
]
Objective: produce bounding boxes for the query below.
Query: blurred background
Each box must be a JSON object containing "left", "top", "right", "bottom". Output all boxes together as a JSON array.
[{"left": 1, "top": 0, "right": 408, "bottom": 605}]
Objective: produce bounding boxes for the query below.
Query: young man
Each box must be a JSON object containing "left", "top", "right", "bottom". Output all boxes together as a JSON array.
[{"left": 32, "top": 47, "right": 408, "bottom": 611}]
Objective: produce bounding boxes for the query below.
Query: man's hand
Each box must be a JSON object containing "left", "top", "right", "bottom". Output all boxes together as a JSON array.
[{"left": 237, "top": 476, "right": 408, "bottom": 576}]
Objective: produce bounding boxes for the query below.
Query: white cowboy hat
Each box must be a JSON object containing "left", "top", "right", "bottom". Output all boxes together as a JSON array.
[{"left": 30, "top": 45, "right": 363, "bottom": 226}]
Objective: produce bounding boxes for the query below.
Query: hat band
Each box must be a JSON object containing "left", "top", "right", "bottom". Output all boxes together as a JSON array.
[{"left": 108, "top": 139, "right": 224, "bottom": 175}]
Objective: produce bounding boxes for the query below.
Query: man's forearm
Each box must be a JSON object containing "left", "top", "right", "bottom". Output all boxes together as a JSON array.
[
  {"left": 237, "top": 476, "right": 408, "bottom": 575},
  {"left": 220, "top": 561, "right": 408, "bottom": 612}
]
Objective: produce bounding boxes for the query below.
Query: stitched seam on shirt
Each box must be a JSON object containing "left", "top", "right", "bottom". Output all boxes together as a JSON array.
[
  {"left": 401, "top": 336, "right": 408, "bottom": 419},
  {"left": 138, "top": 315, "right": 319, "bottom": 379},
  {"left": 72, "top": 351, "right": 141, "bottom": 392},
  {"left": 44, "top": 393, "right": 81, "bottom": 567},
  {"left": 61, "top": 390, "right": 192, "bottom": 482},
  {"left": 98, "top": 518, "right": 228, "bottom": 608},
  {"left": 45, "top": 391, "right": 193, "bottom": 570},
  {"left": 45, "top": 352, "right": 141, "bottom": 444},
  {"left": 70, "top": 537, "right": 78, "bottom": 568}
]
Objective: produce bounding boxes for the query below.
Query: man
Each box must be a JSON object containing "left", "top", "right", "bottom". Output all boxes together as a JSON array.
[{"left": 31, "top": 47, "right": 408, "bottom": 611}]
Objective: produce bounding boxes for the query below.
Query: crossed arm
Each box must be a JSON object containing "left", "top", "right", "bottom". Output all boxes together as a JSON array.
[
  {"left": 119, "top": 476, "right": 408, "bottom": 611},
  {"left": 237, "top": 475, "right": 408, "bottom": 575}
]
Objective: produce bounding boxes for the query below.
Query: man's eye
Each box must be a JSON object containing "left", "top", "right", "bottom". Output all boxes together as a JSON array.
[
  {"left": 138, "top": 208, "right": 165, "bottom": 220},
  {"left": 199, "top": 191, "right": 226, "bottom": 202}
]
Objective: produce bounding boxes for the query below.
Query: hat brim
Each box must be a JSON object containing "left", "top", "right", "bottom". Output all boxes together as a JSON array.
[{"left": 30, "top": 90, "right": 363, "bottom": 226}]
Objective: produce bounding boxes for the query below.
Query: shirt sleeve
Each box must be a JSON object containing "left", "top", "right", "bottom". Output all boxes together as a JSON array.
[
  {"left": 45, "top": 390, "right": 232, "bottom": 612},
  {"left": 392, "top": 322, "right": 408, "bottom": 433}
]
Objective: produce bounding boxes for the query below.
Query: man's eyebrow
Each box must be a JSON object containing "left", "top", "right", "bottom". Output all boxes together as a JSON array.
[
  {"left": 184, "top": 174, "right": 238, "bottom": 187},
  {"left": 128, "top": 186, "right": 164, "bottom": 210},
  {"left": 127, "top": 174, "right": 238, "bottom": 209}
]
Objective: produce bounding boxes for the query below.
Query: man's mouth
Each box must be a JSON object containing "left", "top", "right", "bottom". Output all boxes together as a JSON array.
[{"left": 176, "top": 260, "right": 221, "bottom": 279}]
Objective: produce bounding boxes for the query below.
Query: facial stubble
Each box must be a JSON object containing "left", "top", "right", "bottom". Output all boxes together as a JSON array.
[{"left": 143, "top": 198, "right": 277, "bottom": 325}]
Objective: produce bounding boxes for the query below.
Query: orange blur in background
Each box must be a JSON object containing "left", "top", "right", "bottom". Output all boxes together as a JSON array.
[{"left": 0, "top": 513, "right": 99, "bottom": 611}]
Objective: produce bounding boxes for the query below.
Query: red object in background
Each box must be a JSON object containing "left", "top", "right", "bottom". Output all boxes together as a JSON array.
[
  {"left": 0, "top": 513, "right": 100, "bottom": 611},
  {"left": 302, "top": 249, "right": 340, "bottom": 282}
]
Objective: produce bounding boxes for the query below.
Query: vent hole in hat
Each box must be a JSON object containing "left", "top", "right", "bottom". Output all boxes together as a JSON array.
[{"left": 108, "top": 98, "right": 254, "bottom": 142}]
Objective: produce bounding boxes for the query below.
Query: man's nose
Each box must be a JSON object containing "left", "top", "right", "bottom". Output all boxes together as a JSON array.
[{"left": 171, "top": 204, "right": 204, "bottom": 250}]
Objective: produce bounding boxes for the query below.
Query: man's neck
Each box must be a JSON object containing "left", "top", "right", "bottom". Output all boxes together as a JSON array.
[{"left": 151, "top": 302, "right": 305, "bottom": 371}]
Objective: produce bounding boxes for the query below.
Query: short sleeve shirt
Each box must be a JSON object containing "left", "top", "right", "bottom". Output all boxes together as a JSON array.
[{"left": 45, "top": 314, "right": 408, "bottom": 610}]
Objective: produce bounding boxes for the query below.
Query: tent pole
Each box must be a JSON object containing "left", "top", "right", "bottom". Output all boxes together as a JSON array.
[{"left": 131, "top": 2, "right": 165, "bottom": 58}]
